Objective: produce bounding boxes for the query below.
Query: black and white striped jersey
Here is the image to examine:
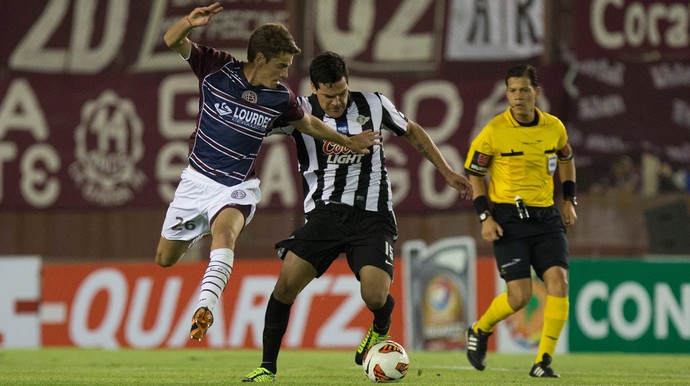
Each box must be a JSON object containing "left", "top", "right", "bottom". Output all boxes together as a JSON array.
[{"left": 272, "top": 91, "right": 408, "bottom": 213}]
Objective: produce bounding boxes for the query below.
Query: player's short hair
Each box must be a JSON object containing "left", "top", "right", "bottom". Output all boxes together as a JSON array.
[
  {"left": 505, "top": 64, "right": 540, "bottom": 88},
  {"left": 247, "top": 23, "right": 301, "bottom": 62},
  {"left": 309, "top": 51, "right": 349, "bottom": 90}
]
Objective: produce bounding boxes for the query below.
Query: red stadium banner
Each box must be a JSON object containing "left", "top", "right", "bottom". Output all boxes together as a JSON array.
[
  {"left": 572, "top": 0, "right": 690, "bottom": 61},
  {"left": 1, "top": 0, "right": 688, "bottom": 211},
  {"left": 41, "top": 259, "right": 405, "bottom": 349}
]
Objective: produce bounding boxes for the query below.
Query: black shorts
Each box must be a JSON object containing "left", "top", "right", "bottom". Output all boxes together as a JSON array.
[
  {"left": 275, "top": 203, "right": 398, "bottom": 280},
  {"left": 491, "top": 204, "right": 569, "bottom": 282}
]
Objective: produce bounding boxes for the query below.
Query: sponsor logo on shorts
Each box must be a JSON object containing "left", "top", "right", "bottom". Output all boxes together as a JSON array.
[
  {"left": 500, "top": 258, "right": 521, "bottom": 270},
  {"left": 231, "top": 190, "right": 247, "bottom": 199}
]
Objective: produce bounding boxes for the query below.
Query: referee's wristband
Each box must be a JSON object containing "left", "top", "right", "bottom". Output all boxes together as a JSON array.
[
  {"left": 562, "top": 180, "right": 576, "bottom": 199},
  {"left": 473, "top": 195, "right": 491, "bottom": 215}
]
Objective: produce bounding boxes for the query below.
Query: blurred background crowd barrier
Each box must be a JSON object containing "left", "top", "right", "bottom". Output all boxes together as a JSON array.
[{"left": 1, "top": 0, "right": 689, "bottom": 261}]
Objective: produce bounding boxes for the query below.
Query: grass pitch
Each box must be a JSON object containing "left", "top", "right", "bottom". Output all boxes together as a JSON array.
[{"left": 0, "top": 348, "right": 688, "bottom": 385}]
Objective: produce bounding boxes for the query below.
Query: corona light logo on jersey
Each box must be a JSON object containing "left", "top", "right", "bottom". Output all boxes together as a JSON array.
[
  {"left": 322, "top": 140, "right": 365, "bottom": 164},
  {"left": 69, "top": 90, "right": 146, "bottom": 206}
]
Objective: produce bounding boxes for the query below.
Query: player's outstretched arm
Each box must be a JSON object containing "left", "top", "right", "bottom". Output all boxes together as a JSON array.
[
  {"left": 404, "top": 121, "right": 473, "bottom": 200},
  {"left": 291, "top": 114, "right": 381, "bottom": 154},
  {"left": 164, "top": 2, "right": 223, "bottom": 56}
]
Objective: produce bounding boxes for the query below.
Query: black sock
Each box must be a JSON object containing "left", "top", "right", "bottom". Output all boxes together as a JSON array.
[
  {"left": 372, "top": 294, "right": 395, "bottom": 334},
  {"left": 260, "top": 293, "right": 292, "bottom": 374}
]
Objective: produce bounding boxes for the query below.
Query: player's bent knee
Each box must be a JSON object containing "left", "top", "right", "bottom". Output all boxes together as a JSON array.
[
  {"left": 272, "top": 280, "right": 300, "bottom": 304},
  {"left": 155, "top": 248, "right": 182, "bottom": 268},
  {"left": 362, "top": 290, "right": 388, "bottom": 310},
  {"left": 510, "top": 293, "right": 532, "bottom": 310},
  {"left": 155, "top": 253, "right": 174, "bottom": 268}
]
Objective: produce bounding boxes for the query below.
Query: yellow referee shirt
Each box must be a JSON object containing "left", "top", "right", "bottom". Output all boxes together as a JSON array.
[{"left": 464, "top": 107, "right": 569, "bottom": 207}]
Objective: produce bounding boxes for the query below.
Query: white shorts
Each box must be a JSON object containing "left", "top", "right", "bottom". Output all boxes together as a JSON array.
[{"left": 160, "top": 166, "right": 262, "bottom": 241}]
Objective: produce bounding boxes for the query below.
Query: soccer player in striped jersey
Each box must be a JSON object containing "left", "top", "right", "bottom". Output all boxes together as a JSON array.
[
  {"left": 464, "top": 64, "right": 577, "bottom": 378},
  {"left": 155, "top": 3, "right": 379, "bottom": 344},
  {"left": 242, "top": 51, "right": 472, "bottom": 382}
]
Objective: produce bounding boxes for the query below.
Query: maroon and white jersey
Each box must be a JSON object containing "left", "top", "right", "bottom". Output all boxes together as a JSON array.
[
  {"left": 273, "top": 92, "right": 408, "bottom": 213},
  {"left": 184, "top": 43, "right": 304, "bottom": 187}
]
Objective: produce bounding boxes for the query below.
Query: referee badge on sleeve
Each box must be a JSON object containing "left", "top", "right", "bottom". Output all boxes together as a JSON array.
[{"left": 469, "top": 151, "right": 492, "bottom": 174}]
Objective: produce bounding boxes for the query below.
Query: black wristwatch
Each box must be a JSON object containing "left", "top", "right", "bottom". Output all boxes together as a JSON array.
[
  {"left": 565, "top": 196, "right": 578, "bottom": 206},
  {"left": 479, "top": 211, "right": 492, "bottom": 222}
]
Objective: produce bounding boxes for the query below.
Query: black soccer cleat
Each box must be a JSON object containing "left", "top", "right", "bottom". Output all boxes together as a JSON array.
[
  {"left": 529, "top": 353, "right": 560, "bottom": 378},
  {"left": 465, "top": 324, "right": 492, "bottom": 371}
]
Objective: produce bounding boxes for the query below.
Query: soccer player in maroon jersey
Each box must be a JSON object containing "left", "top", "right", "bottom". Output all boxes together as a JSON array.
[{"left": 155, "top": 3, "right": 379, "bottom": 344}]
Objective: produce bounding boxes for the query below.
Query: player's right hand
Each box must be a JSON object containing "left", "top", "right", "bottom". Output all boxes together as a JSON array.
[
  {"left": 347, "top": 130, "right": 382, "bottom": 154},
  {"left": 480, "top": 218, "right": 503, "bottom": 242},
  {"left": 188, "top": 2, "right": 223, "bottom": 27}
]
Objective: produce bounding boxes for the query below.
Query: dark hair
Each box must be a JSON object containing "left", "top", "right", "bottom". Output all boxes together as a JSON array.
[
  {"left": 505, "top": 64, "right": 540, "bottom": 87},
  {"left": 247, "top": 23, "right": 301, "bottom": 62},
  {"left": 309, "top": 51, "right": 349, "bottom": 89}
]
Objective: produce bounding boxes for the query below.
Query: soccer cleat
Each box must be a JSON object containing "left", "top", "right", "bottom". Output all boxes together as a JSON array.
[
  {"left": 190, "top": 307, "right": 213, "bottom": 341},
  {"left": 355, "top": 324, "right": 390, "bottom": 365},
  {"left": 466, "top": 324, "right": 492, "bottom": 371},
  {"left": 242, "top": 367, "right": 276, "bottom": 382},
  {"left": 529, "top": 353, "right": 560, "bottom": 378}
]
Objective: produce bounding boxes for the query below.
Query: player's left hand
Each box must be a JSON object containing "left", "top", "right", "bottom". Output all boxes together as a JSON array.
[
  {"left": 562, "top": 201, "right": 577, "bottom": 227},
  {"left": 446, "top": 173, "right": 473, "bottom": 200},
  {"left": 347, "top": 130, "right": 382, "bottom": 154}
]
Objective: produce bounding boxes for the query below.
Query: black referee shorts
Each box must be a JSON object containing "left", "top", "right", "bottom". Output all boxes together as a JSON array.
[
  {"left": 491, "top": 203, "right": 569, "bottom": 282},
  {"left": 276, "top": 203, "right": 398, "bottom": 280}
]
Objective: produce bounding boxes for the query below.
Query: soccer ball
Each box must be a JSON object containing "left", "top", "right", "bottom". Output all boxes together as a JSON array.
[{"left": 362, "top": 340, "right": 410, "bottom": 383}]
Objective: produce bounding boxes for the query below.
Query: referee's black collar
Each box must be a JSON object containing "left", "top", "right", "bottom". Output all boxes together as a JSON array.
[{"left": 517, "top": 110, "right": 540, "bottom": 127}]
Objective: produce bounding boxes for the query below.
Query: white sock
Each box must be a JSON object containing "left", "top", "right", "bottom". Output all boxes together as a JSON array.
[{"left": 197, "top": 248, "right": 234, "bottom": 310}]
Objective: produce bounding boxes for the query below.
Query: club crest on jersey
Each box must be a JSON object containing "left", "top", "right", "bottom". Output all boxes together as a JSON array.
[
  {"left": 242, "top": 91, "right": 257, "bottom": 103},
  {"left": 356, "top": 115, "right": 370, "bottom": 125}
]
